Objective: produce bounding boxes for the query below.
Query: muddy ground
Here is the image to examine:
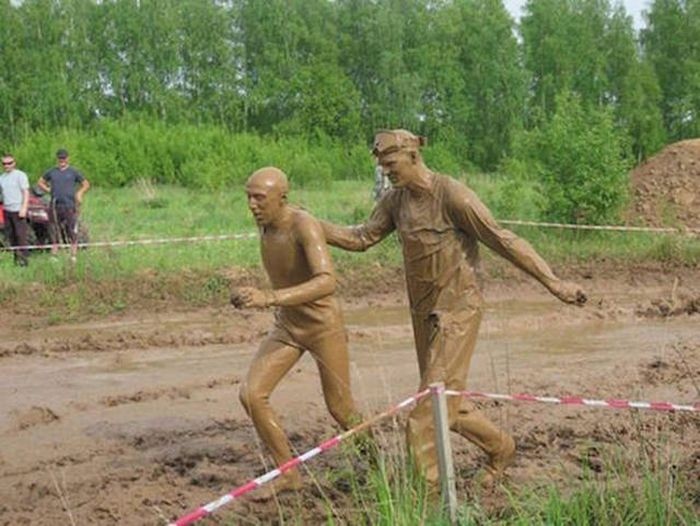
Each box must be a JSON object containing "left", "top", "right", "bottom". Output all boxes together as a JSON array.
[{"left": 0, "top": 262, "right": 698, "bottom": 525}]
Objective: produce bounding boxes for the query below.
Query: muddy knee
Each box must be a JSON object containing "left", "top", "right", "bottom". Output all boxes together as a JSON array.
[{"left": 239, "top": 382, "right": 267, "bottom": 416}]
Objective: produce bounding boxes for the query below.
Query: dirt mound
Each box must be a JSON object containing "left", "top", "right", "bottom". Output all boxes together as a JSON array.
[{"left": 628, "top": 139, "right": 700, "bottom": 229}]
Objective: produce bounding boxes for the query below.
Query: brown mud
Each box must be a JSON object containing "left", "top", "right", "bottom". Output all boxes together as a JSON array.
[
  {"left": 0, "top": 263, "right": 698, "bottom": 525},
  {"left": 628, "top": 138, "right": 700, "bottom": 229}
]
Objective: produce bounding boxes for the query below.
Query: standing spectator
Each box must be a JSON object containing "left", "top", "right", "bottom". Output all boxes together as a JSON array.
[
  {"left": 0, "top": 154, "right": 30, "bottom": 266},
  {"left": 372, "top": 163, "right": 391, "bottom": 201},
  {"left": 38, "top": 148, "right": 90, "bottom": 262}
]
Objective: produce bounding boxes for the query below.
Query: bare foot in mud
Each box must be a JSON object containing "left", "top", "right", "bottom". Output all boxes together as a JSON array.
[
  {"left": 250, "top": 472, "right": 303, "bottom": 501},
  {"left": 479, "top": 435, "right": 516, "bottom": 489}
]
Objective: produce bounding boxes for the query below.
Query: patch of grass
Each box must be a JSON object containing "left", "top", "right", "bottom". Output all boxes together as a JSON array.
[
  {"left": 314, "top": 436, "right": 697, "bottom": 525},
  {"left": 502, "top": 467, "right": 696, "bottom": 525},
  {"left": 0, "top": 179, "right": 697, "bottom": 318}
]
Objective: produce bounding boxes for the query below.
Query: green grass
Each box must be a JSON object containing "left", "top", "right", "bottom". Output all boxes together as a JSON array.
[
  {"left": 333, "top": 432, "right": 697, "bottom": 525},
  {"left": 298, "top": 430, "right": 698, "bottom": 526},
  {"left": 1, "top": 177, "right": 698, "bottom": 318}
]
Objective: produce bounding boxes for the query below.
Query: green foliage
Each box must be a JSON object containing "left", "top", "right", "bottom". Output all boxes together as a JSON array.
[
  {"left": 642, "top": 0, "right": 700, "bottom": 141},
  {"left": 507, "top": 466, "right": 697, "bottom": 525},
  {"left": 10, "top": 119, "right": 375, "bottom": 189},
  {"left": 509, "top": 93, "right": 631, "bottom": 224},
  {"left": 520, "top": 0, "right": 668, "bottom": 162},
  {"left": 466, "top": 170, "right": 546, "bottom": 220},
  {"left": 0, "top": 0, "right": 693, "bottom": 172},
  {"left": 439, "top": 0, "right": 526, "bottom": 170}
]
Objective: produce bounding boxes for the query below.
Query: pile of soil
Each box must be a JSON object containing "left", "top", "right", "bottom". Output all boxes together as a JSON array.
[{"left": 628, "top": 139, "right": 700, "bottom": 229}]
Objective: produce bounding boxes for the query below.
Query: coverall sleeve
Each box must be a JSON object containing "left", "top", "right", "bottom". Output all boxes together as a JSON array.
[
  {"left": 270, "top": 214, "right": 337, "bottom": 307},
  {"left": 321, "top": 196, "right": 395, "bottom": 252},
  {"left": 448, "top": 182, "right": 561, "bottom": 292}
]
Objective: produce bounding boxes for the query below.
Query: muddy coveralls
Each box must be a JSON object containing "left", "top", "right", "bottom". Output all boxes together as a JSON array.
[{"left": 324, "top": 172, "right": 564, "bottom": 484}]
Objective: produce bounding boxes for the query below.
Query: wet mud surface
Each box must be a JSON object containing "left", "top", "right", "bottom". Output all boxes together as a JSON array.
[{"left": 1, "top": 265, "right": 698, "bottom": 525}]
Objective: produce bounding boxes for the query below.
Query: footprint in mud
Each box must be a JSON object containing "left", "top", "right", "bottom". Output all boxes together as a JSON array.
[
  {"left": 176, "top": 443, "right": 252, "bottom": 469},
  {"left": 11, "top": 406, "right": 60, "bottom": 430},
  {"left": 0, "top": 342, "right": 41, "bottom": 358},
  {"left": 636, "top": 291, "right": 700, "bottom": 318},
  {"left": 100, "top": 386, "right": 192, "bottom": 408}
]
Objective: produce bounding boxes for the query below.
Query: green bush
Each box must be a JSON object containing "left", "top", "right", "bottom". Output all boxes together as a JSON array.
[
  {"left": 9, "top": 117, "right": 376, "bottom": 189},
  {"left": 507, "top": 92, "right": 631, "bottom": 224}
]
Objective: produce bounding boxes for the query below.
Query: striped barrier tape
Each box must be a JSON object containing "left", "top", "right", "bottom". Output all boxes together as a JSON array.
[
  {"left": 168, "top": 387, "right": 696, "bottom": 524},
  {"left": 447, "top": 390, "right": 700, "bottom": 412},
  {"left": 499, "top": 219, "right": 700, "bottom": 235},
  {"left": 168, "top": 388, "right": 431, "bottom": 526},
  {"left": 2, "top": 218, "right": 698, "bottom": 253},
  {"left": 0, "top": 233, "right": 258, "bottom": 252}
]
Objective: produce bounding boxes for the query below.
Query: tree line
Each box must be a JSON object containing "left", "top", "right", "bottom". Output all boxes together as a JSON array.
[{"left": 1, "top": 0, "right": 698, "bottom": 224}]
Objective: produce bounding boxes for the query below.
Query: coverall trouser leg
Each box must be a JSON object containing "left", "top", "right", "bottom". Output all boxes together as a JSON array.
[{"left": 406, "top": 305, "right": 514, "bottom": 484}]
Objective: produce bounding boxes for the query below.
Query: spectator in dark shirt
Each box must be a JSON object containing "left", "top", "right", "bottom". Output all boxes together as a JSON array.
[{"left": 37, "top": 148, "right": 90, "bottom": 261}]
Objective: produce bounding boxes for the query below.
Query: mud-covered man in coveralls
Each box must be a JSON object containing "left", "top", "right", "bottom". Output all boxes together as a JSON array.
[
  {"left": 322, "top": 130, "right": 587, "bottom": 490},
  {"left": 231, "top": 167, "right": 362, "bottom": 497}
]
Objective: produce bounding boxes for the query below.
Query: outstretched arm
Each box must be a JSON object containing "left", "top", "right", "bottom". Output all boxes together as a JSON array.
[
  {"left": 321, "top": 197, "right": 395, "bottom": 252},
  {"left": 450, "top": 184, "right": 586, "bottom": 305}
]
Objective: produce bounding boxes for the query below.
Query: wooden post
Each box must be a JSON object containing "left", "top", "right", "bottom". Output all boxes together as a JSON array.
[{"left": 430, "top": 382, "right": 457, "bottom": 524}]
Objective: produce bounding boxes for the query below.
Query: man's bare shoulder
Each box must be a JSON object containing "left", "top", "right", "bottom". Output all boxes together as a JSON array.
[{"left": 289, "top": 207, "right": 323, "bottom": 235}]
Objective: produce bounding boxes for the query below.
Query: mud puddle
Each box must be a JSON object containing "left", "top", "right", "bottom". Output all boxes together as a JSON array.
[{"left": 0, "top": 282, "right": 698, "bottom": 525}]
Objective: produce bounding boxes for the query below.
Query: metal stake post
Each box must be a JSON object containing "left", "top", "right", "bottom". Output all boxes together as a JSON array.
[{"left": 430, "top": 382, "right": 457, "bottom": 524}]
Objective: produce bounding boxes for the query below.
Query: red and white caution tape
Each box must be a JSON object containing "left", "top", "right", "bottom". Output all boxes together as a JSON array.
[
  {"left": 3, "top": 217, "right": 698, "bottom": 253},
  {"left": 169, "top": 387, "right": 696, "bottom": 524},
  {"left": 447, "top": 390, "right": 700, "bottom": 412},
  {"left": 168, "top": 388, "right": 430, "bottom": 526},
  {"left": 499, "top": 219, "right": 700, "bottom": 236},
  {"left": 0, "top": 233, "right": 258, "bottom": 252}
]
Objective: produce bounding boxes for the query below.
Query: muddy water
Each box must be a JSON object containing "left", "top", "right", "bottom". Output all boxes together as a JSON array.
[
  {"left": 2, "top": 298, "right": 695, "bottom": 431},
  {"left": 346, "top": 298, "right": 697, "bottom": 355},
  {"left": 341, "top": 301, "right": 698, "bottom": 427},
  {"left": 0, "top": 289, "right": 697, "bottom": 526}
]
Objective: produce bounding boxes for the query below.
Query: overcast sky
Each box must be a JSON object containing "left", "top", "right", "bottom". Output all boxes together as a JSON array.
[{"left": 503, "top": 0, "right": 650, "bottom": 30}]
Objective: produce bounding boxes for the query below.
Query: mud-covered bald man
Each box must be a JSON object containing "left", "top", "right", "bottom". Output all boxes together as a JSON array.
[
  {"left": 231, "top": 167, "right": 361, "bottom": 496},
  {"left": 322, "top": 130, "right": 586, "bottom": 492}
]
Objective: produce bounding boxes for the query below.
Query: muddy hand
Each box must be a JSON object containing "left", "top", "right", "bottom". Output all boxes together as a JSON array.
[
  {"left": 230, "top": 287, "right": 271, "bottom": 309},
  {"left": 551, "top": 280, "right": 587, "bottom": 306}
]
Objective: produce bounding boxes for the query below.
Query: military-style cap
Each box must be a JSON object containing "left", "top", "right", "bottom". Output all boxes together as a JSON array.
[{"left": 372, "top": 129, "right": 426, "bottom": 156}]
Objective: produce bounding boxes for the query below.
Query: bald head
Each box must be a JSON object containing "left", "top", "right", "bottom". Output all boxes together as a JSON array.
[
  {"left": 245, "top": 166, "right": 290, "bottom": 227},
  {"left": 247, "top": 166, "right": 289, "bottom": 195}
]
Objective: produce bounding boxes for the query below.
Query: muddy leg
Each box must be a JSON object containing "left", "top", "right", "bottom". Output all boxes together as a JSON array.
[
  {"left": 452, "top": 403, "right": 515, "bottom": 486},
  {"left": 313, "top": 334, "right": 361, "bottom": 429},
  {"left": 239, "top": 336, "right": 304, "bottom": 496},
  {"left": 407, "top": 304, "right": 488, "bottom": 486}
]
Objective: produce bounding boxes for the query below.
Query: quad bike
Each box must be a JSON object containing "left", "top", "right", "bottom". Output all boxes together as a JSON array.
[{"left": 0, "top": 186, "right": 89, "bottom": 250}]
